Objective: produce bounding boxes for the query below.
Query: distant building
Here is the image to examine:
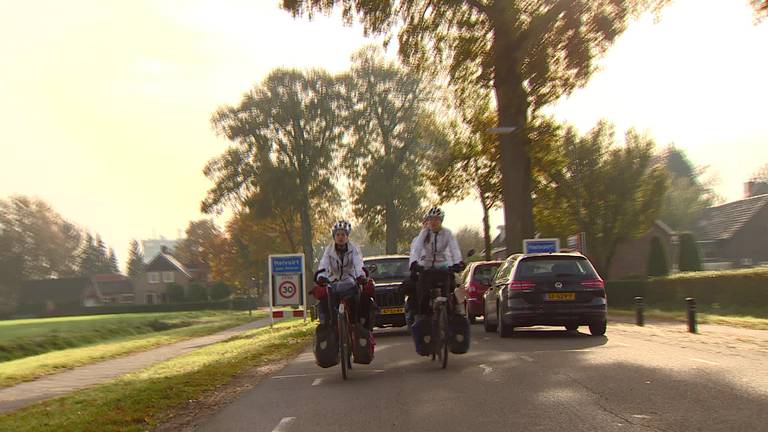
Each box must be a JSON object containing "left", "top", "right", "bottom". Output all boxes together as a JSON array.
[
  {"left": 141, "top": 238, "right": 180, "bottom": 264},
  {"left": 91, "top": 273, "right": 135, "bottom": 305},
  {"left": 693, "top": 193, "right": 768, "bottom": 268},
  {"left": 18, "top": 277, "right": 99, "bottom": 315},
  {"left": 133, "top": 251, "right": 193, "bottom": 305}
]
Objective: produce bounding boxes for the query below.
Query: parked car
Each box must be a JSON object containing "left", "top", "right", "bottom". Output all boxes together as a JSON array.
[
  {"left": 483, "top": 253, "right": 607, "bottom": 337},
  {"left": 460, "top": 261, "right": 502, "bottom": 324},
  {"left": 363, "top": 255, "right": 409, "bottom": 328}
]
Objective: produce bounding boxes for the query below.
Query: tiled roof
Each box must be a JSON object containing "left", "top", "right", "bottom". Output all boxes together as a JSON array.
[{"left": 695, "top": 194, "right": 768, "bottom": 241}]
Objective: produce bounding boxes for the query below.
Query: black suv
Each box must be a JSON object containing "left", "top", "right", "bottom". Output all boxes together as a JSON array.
[
  {"left": 483, "top": 253, "right": 607, "bottom": 337},
  {"left": 364, "top": 255, "right": 409, "bottom": 328}
]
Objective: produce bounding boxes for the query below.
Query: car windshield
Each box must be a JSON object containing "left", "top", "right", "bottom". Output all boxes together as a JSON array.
[
  {"left": 473, "top": 264, "right": 501, "bottom": 284},
  {"left": 365, "top": 258, "right": 410, "bottom": 281},
  {"left": 516, "top": 257, "right": 597, "bottom": 279}
]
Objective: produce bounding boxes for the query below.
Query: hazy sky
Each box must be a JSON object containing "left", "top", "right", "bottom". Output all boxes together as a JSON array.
[{"left": 1, "top": 0, "right": 766, "bottom": 265}]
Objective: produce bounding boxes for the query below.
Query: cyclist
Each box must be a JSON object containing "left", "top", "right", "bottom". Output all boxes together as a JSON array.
[
  {"left": 406, "top": 207, "right": 466, "bottom": 355},
  {"left": 312, "top": 220, "right": 374, "bottom": 330}
]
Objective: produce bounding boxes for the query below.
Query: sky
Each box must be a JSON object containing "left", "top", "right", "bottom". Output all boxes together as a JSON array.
[{"left": 1, "top": 0, "right": 767, "bottom": 266}]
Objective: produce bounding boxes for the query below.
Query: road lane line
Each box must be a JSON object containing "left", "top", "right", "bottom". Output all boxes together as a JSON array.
[
  {"left": 272, "top": 417, "right": 296, "bottom": 432},
  {"left": 691, "top": 358, "right": 720, "bottom": 365},
  {"left": 520, "top": 355, "right": 534, "bottom": 362},
  {"left": 312, "top": 378, "right": 324, "bottom": 386},
  {"left": 614, "top": 342, "right": 631, "bottom": 347},
  {"left": 479, "top": 364, "right": 493, "bottom": 375}
]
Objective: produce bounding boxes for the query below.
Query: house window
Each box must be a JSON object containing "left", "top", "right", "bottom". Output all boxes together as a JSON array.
[
  {"left": 146, "top": 293, "right": 155, "bottom": 305},
  {"left": 162, "top": 271, "right": 175, "bottom": 283},
  {"left": 119, "top": 294, "right": 135, "bottom": 304},
  {"left": 148, "top": 272, "right": 160, "bottom": 284}
]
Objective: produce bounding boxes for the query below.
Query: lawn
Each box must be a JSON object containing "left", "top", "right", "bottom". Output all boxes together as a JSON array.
[
  {"left": 0, "top": 320, "right": 313, "bottom": 432},
  {"left": 0, "top": 311, "right": 266, "bottom": 387}
]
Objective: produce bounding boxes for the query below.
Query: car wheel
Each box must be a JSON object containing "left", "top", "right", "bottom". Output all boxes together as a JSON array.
[
  {"left": 565, "top": 324, "right": 579, "bottom": 332},
  {"left": 497, "top": 304, "right": 514, "bottom": 338},
  {"left": 589, "top": 319, "right": 607, "bottom": 336},
  {"left": 484, "top": 311, "right": 497, "bottom": 333}
]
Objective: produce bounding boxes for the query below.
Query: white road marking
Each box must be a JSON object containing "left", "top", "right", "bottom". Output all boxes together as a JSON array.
[
  {"left": 614, "top": 342, "right": 631, "bottom": 347},
  {"left": 272, "top": 417, "right": 296, "bottom": 432},
  {"left": 312, "top": 378, "right": 324, "bottom": 386},
  {"left": 691, "top": 358, "right": 720, "bottom": 366},
  {"left": 632, "top": 414, "right": 652, "bottom": 419},
  {"left": 479, "top": 364, "right": 494, "bottom": 375},
  {"left": 520, "top": 355, "right": 534, "bottom": 362}
]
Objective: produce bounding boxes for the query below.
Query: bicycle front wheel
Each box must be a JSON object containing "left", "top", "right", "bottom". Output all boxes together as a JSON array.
[
  {"left": 439, "top": 305, "right": 448, "bottom": 369},
  {"left": 339, "top": 311, "right": 349, "bottom": 380}
]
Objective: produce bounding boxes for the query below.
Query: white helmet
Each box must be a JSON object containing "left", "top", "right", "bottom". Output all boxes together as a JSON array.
[
  {"left": 331, "top": 220, "right": 352, "bottom": 237},
  {"left": 424, "top": 207, "right": 445, "bottom": 221}
]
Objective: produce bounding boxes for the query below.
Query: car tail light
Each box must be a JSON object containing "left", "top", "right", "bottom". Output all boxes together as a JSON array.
[
  {"left": 468, "top": 281, "right": 479, "bottom": 294},
  {"left": 509, "top": 280, "right": 536, "bottom": 291},
  {"left": 581, "top": 279, "right": 605, "bottom": 289}
]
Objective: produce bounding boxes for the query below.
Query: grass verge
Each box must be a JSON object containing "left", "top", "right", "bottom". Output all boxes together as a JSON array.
[
  {"left": 0, "top": 320, "right": 312, "bottom": 432},
  {"left": 609, "top": 308, "right": 768, "bottom": 330},
  {"left": 0, "top": 311, "right": 265, "bottom": 387}
]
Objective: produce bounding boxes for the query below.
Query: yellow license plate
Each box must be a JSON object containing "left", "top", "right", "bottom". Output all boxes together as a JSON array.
[
  {"left": 545, "top": 293, "right": 575, "bottom": 301},
  {"left": 380, "top": 307, "right": 404, "bottom": 315}
]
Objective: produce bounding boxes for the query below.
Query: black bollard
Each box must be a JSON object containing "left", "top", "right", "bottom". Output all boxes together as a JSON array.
[
  {"left": 686, "top": 297, "right": 697, "bottom": 333},
  {"left": 634, "top": 296, "right": 645, "bottom": 326}
]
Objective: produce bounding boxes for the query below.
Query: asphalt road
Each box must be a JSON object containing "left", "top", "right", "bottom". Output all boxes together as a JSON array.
[{"left": 192, "top": 320, "right": 768, "bottom": 432}]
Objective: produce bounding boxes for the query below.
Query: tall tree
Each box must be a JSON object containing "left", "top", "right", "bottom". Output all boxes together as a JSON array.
[
  {"left": 77, "top": 234, "right": 101, "bottom": 276},
  {"left": 0, "top": 196, "right": 82, "bottom": 280},
  {"left": 174, "top": 220, "right": 225, "bottom": 269},
  {"left": 206, "top": 69, "right": 344, "bottom": 277},
  {"left": 427, "top": 91, "right": 502, "bottom": 260},
  {"left": 535, "top": 122, "right": 668, "bottom": 278},
  {"left": 107, "top": 248, "right": 119, "bottom": 274},
  {"left": 658, "top": 146, "right": 716, "bottom": 230},
  {"left": 282, "top": 0, "right": 670, "bottom": 256},
  {"left": 94, "top": 236, "right": 113, "bottom": 273},
  {"left": 342, "top": 47, "right": 433, "bottom": 253},
  {"left": 126, "top": 240, "right": 145, "bottom": 278},
  {"left": 454, "top": 226, "right": 485, "bottom": 261}
]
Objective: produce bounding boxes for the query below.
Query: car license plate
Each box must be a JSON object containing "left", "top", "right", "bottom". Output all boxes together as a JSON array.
[
  {"left": 380, "top": 307, "right": 404, "bottom": 315},
  {"left": 545, "top": 293, "right": 575, "bottom": 301}
]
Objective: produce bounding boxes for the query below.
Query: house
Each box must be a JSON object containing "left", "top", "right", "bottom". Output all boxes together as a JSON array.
[
  {"left": 693, "top": 193, "right": 768, "bottom": 268},
  {"left": 133, "top": 250, "right": 193, "bottom": 305},
  {"left": 91, "top": 273, "right": 135, "bottom": 305},
  {"left": 608, "top": 220, "right": 676, "bottom": 280},
  {"left": 18, "top": 277, "right": 99, "bottom": 315}
]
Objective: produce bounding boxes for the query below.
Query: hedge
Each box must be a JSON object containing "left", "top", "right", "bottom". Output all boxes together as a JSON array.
[{"left": 606, "top": 268, "right": 768, "bottom": 315}]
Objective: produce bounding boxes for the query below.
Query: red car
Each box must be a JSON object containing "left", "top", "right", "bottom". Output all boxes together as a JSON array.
[{"left": 460, "top": 261, "right": 502, "bottom": 324}]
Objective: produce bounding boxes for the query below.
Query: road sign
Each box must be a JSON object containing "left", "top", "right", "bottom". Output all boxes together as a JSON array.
[
  {"left": 268, "top": 254, "right": 306, "bottom": 325},
  {"left": 523, "top": 238, "right": 560, "bottom": 254},
  {"left": 567, "top": 232, "right": 586, "bottom": 254}
]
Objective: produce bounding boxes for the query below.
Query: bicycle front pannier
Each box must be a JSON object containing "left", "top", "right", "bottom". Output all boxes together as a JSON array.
[
  {"left": 352, "top": 324, "right": 375, "bottom": 364},
  {"left": 448, "top": 314, "right": 470, "bottom": 354},
  {"left": 313, "top": 323, "right": 339, "bottom": 368}
]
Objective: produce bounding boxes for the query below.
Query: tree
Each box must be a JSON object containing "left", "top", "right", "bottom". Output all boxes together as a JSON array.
[
  {"left": 535, "top": 122, "right": 668, "bottom": 278},
  {"left": 186, "top": 283, "right": 207, "bottom": 302},
  {"left": 658, "top": 146, "right": 716, "bottom": 231},
  {"left": 454, "top": 226, "right": 485, "bottom": 261},
  {"left": 107, "top": 248, "right": 119, "bottom": 274},
  {"left": 77, "top": 234, "right": 100, "bottom": 276},
  {"left": 282, "top": 0, "right": 671, "bottom": 256},
  {"left": 126, "top": 240, "right": 145, "bottom": 278},
  {"left": 206, "top": 69, "right": 344, "bottom": 277},
  {"left": 427, "top": 90, "right": 502, "bottom": 260},
  {"left": 166, "top": 283, "right": 185, "bottom": 303},
  {"left": 647, "top": 236, "right": 669, "bottom": 277},
  {"left": 342, "top": 47, "right": 433, "bottom": 253},
  {"left": 174, "top": 220, "right": 227, "bottom": 275},
  {"left": 678, "top": 232, "right": 702, "bottom": 272},
  {"left": 0, "top": 195, "right": 82, "bottom": 279}
]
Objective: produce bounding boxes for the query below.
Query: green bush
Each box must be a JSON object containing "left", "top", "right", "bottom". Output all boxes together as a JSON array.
[
  {"left": 186, "top": 283, "right": 207, "bottom": 302},
  {"left": 606, "top": 268, "right": 768, "bottom": 316},
  {"left": 166, "top": 283, "right": 185, "bottom": 303},
  {"left": 678, "top": 232, "right": 702, "bottom": 272},
  {"left": 647, "top": 236, "right": 669, "bottom": 277},
  {"left": 209, "top": 282, "right": 232, "bottom": 301}
]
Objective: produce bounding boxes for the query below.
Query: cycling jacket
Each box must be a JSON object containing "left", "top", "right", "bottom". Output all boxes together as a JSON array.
[{"left": 409, "top": 227, "right": 462, "bottom": 269}]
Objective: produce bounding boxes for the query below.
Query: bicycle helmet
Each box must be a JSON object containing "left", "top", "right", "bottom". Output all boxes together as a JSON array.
[
  {"left": 331, "top": 220, "right": 352, "bottom": 237},
  {"left": 423, "top": 207, "right": 445, "bottom": 221}
]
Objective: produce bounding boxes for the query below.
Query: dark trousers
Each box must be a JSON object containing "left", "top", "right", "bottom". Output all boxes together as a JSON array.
[{"left": 404, "top": 269, "right": 456, "bottom": 324}]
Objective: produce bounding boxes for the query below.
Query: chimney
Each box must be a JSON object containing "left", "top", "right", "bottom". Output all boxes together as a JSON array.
[{"left": 745, "top": 181, "right": 756, "bottom": 198}]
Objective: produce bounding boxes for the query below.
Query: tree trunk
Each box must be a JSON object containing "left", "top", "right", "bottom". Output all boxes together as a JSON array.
[
  {"left": 383, "top": 134, "right": 398, "bottom": 254},
  {"left": 479, "top": 190, "right": 493, "bottom": 261},
  {"left": 492, "top": 7, "right": 536, "bottom": 256},
  {"left": 299, "top": 191, "right": 314, "bottom": 280},
  {"left": 385, "top": 199, "right": 398, "bottom": 254}
]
